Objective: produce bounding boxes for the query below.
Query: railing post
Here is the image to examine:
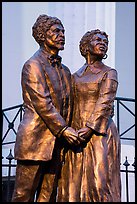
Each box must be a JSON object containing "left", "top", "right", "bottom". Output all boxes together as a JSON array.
[
  {"left": 132, "top": 157, "right": 135, "bottom": 170},
  {"left": 20, "top": 105, "right": 23, "bottom": 121},
  {"left": 123, "top": 156, "right": 130, "bottom": 202},
  {"left": 116, "top": 98, "right": 120, "bottom": 133},
  {"left": 6, "top": 149, "right": 14, "bottom": 202},
  {"left": 2, "top": 156, "right": 4, "bottom": 195}
]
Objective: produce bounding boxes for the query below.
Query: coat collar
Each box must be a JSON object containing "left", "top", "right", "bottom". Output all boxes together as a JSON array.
[
  {"left": 39, "top": 47, "right": 58, "bottom": 58},
  {"left": 38, "top": 47, "right": 62, "bottom": 67}
]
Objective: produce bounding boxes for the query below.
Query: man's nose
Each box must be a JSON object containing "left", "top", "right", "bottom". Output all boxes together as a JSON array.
[{"left": 59, "top": 31, "right": 64, "bottom": 37}]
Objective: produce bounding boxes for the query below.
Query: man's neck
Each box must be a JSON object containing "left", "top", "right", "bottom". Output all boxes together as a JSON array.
[{"left": 41, "top": 44, "right": 59, "bottom": 56}]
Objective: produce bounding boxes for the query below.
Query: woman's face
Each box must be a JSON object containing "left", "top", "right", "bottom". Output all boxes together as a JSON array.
[{"left": 89, "top": 33, "right": 108, "bottom": 58}]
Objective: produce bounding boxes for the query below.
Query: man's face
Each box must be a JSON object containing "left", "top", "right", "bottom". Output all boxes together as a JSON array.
[
  {"left": 89, "top": 33, "right": 108, "bottom": 58},
  {"left": 45, "top": 24, "right": 65, "bottom": 51}
]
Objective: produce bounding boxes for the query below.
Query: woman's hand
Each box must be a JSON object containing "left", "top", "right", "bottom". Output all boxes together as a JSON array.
[{"left": 78, "top": 127, "right": 93, "bottom": 142}]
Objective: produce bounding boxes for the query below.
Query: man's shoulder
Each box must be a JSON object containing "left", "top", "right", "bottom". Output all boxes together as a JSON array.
[
  {"left": 22, "top": 54, "right": 43, "bottom": 75},
  {"left": 23, "top": 50, "right": 43, "bottom": 68},
  {"left": 23, "top": 59, "right": 40, "bottom": 71}
]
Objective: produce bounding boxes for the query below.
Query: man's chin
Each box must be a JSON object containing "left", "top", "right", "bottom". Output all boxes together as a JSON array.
[
  {"left": 59, "top": 46, "right": 64, "bottom": 51},
  {"left": 58, "top": 42, "right": 65, "bottom": 50}
]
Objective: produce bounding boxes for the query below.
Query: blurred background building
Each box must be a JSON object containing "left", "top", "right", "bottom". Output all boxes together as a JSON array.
[{"left": 2, "top": 2, "right": 135, "bottom": 202}]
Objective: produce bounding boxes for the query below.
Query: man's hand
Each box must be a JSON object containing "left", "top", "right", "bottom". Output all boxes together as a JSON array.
[
  {"left": 62, "top": 127, "right": 81, "bottom": 146},
  {"left": 78, "top": 127, "right": 93, "bottom": 142}
]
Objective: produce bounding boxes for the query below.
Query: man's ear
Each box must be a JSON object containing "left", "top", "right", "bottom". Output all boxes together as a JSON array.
[{"left": 38, "top": 32, "right": 45, "bottom": 41}]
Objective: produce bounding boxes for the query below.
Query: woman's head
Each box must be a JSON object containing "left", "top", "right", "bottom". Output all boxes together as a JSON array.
[{"left": 79, "top": 29, "right": 108, "bottom": 60}]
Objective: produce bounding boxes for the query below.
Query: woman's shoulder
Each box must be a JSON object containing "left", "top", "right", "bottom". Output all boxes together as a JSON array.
[{"left": 103, "top": 64, "right": 118, "bottom": 81}]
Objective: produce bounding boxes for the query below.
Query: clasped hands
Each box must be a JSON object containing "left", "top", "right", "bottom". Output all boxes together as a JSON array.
[{"left": 62, "top": 126, "right": 93, "bottom": 146}]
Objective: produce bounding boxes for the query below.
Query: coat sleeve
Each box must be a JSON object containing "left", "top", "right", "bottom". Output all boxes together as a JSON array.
[
  {"left": 86, "top": 68, "right": 118, "bottom": 135},
  {"left": 22, "top": 61, "right": 67, "bottom": 137}
]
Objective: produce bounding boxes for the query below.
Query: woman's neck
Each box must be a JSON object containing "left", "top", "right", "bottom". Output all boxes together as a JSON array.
[{"left": 86, "top": 53, "right": 102, "bottom": 65}]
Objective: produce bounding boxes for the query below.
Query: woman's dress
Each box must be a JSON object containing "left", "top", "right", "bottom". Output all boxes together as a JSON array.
[{"left": 57, "top": 62, "right": 121, "bottom": 202}]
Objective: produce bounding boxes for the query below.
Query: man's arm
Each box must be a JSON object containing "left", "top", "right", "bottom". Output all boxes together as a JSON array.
[{"left": 22, "top": 61, "right": 80, "bottom": 145}]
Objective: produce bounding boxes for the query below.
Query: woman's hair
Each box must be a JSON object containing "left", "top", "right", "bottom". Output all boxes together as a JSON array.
[
  {"left": 79, "top": 29, "right": 108, "bottom": 58},
  {"left": 32, "top": 14, "right": 64, "bottom": 46}
]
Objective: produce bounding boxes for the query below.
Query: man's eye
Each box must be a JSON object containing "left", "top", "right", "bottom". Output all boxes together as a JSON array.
[
  {"left": 95, "top": 37, "right": 100, "bottom": 41},
  {"left": 54, "top": 29, "right": 60, "bottom": 32}
]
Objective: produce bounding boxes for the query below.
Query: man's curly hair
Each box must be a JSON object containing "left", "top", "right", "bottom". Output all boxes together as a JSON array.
[
  {"left": 32, "top": 14, "right": 64, "bottom": 46},
  {"left": 79, "top": 29, "right": 108, "bottom": 58}
]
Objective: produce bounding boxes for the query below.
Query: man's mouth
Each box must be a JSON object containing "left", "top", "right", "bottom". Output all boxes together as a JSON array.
[
  {"left": 56, "top": 39, "right": 65, "bottom": 45},
  {"left": 60, "top": 40, "right": 65, "bottom": 44}
]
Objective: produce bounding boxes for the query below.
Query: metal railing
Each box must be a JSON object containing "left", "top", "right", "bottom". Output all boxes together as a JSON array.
[
  {"left": 2, "top": 97, "right": 135, "bottom": 202},
  {"left": 2, "top": 104, "right": 24, "bottom": 145},
  {"left": 115, "top": 97, "right": 135, "bottom": 140}
]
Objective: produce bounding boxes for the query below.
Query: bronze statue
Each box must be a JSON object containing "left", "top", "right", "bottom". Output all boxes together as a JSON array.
[
  {"left": 11, "top": 14, "right": 81, "bottom": 202},
  {"left": 57, "top": 29, "right": 121, "bottom": 202}
]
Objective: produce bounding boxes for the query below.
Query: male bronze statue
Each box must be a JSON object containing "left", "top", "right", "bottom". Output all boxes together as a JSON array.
[{"left": 11, "top": 14, "right": 80, "bottom": 202}]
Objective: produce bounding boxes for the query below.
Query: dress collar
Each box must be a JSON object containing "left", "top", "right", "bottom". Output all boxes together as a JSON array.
[{"left": 76, "top": 61, "right": 104, "bottom": 77}]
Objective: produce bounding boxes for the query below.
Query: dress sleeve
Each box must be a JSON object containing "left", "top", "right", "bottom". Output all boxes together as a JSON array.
[
  {"left": 86, "top": 69, "right": 118, "bottom": 135},
  {"left": 22, "top": 61, "right": 67, "bottom": 137}
]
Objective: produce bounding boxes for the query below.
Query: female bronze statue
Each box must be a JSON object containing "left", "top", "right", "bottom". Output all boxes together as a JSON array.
[{"left": 57, "top": 29, "right": 121, "bottom": 202}]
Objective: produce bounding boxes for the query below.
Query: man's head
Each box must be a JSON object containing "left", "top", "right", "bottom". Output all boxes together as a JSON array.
[
  {"left": 32, "top": 14, "right": 65, "bottom": 51},
  {"left": 79, "top": 29, "right": 108, "bottom": 59}
]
